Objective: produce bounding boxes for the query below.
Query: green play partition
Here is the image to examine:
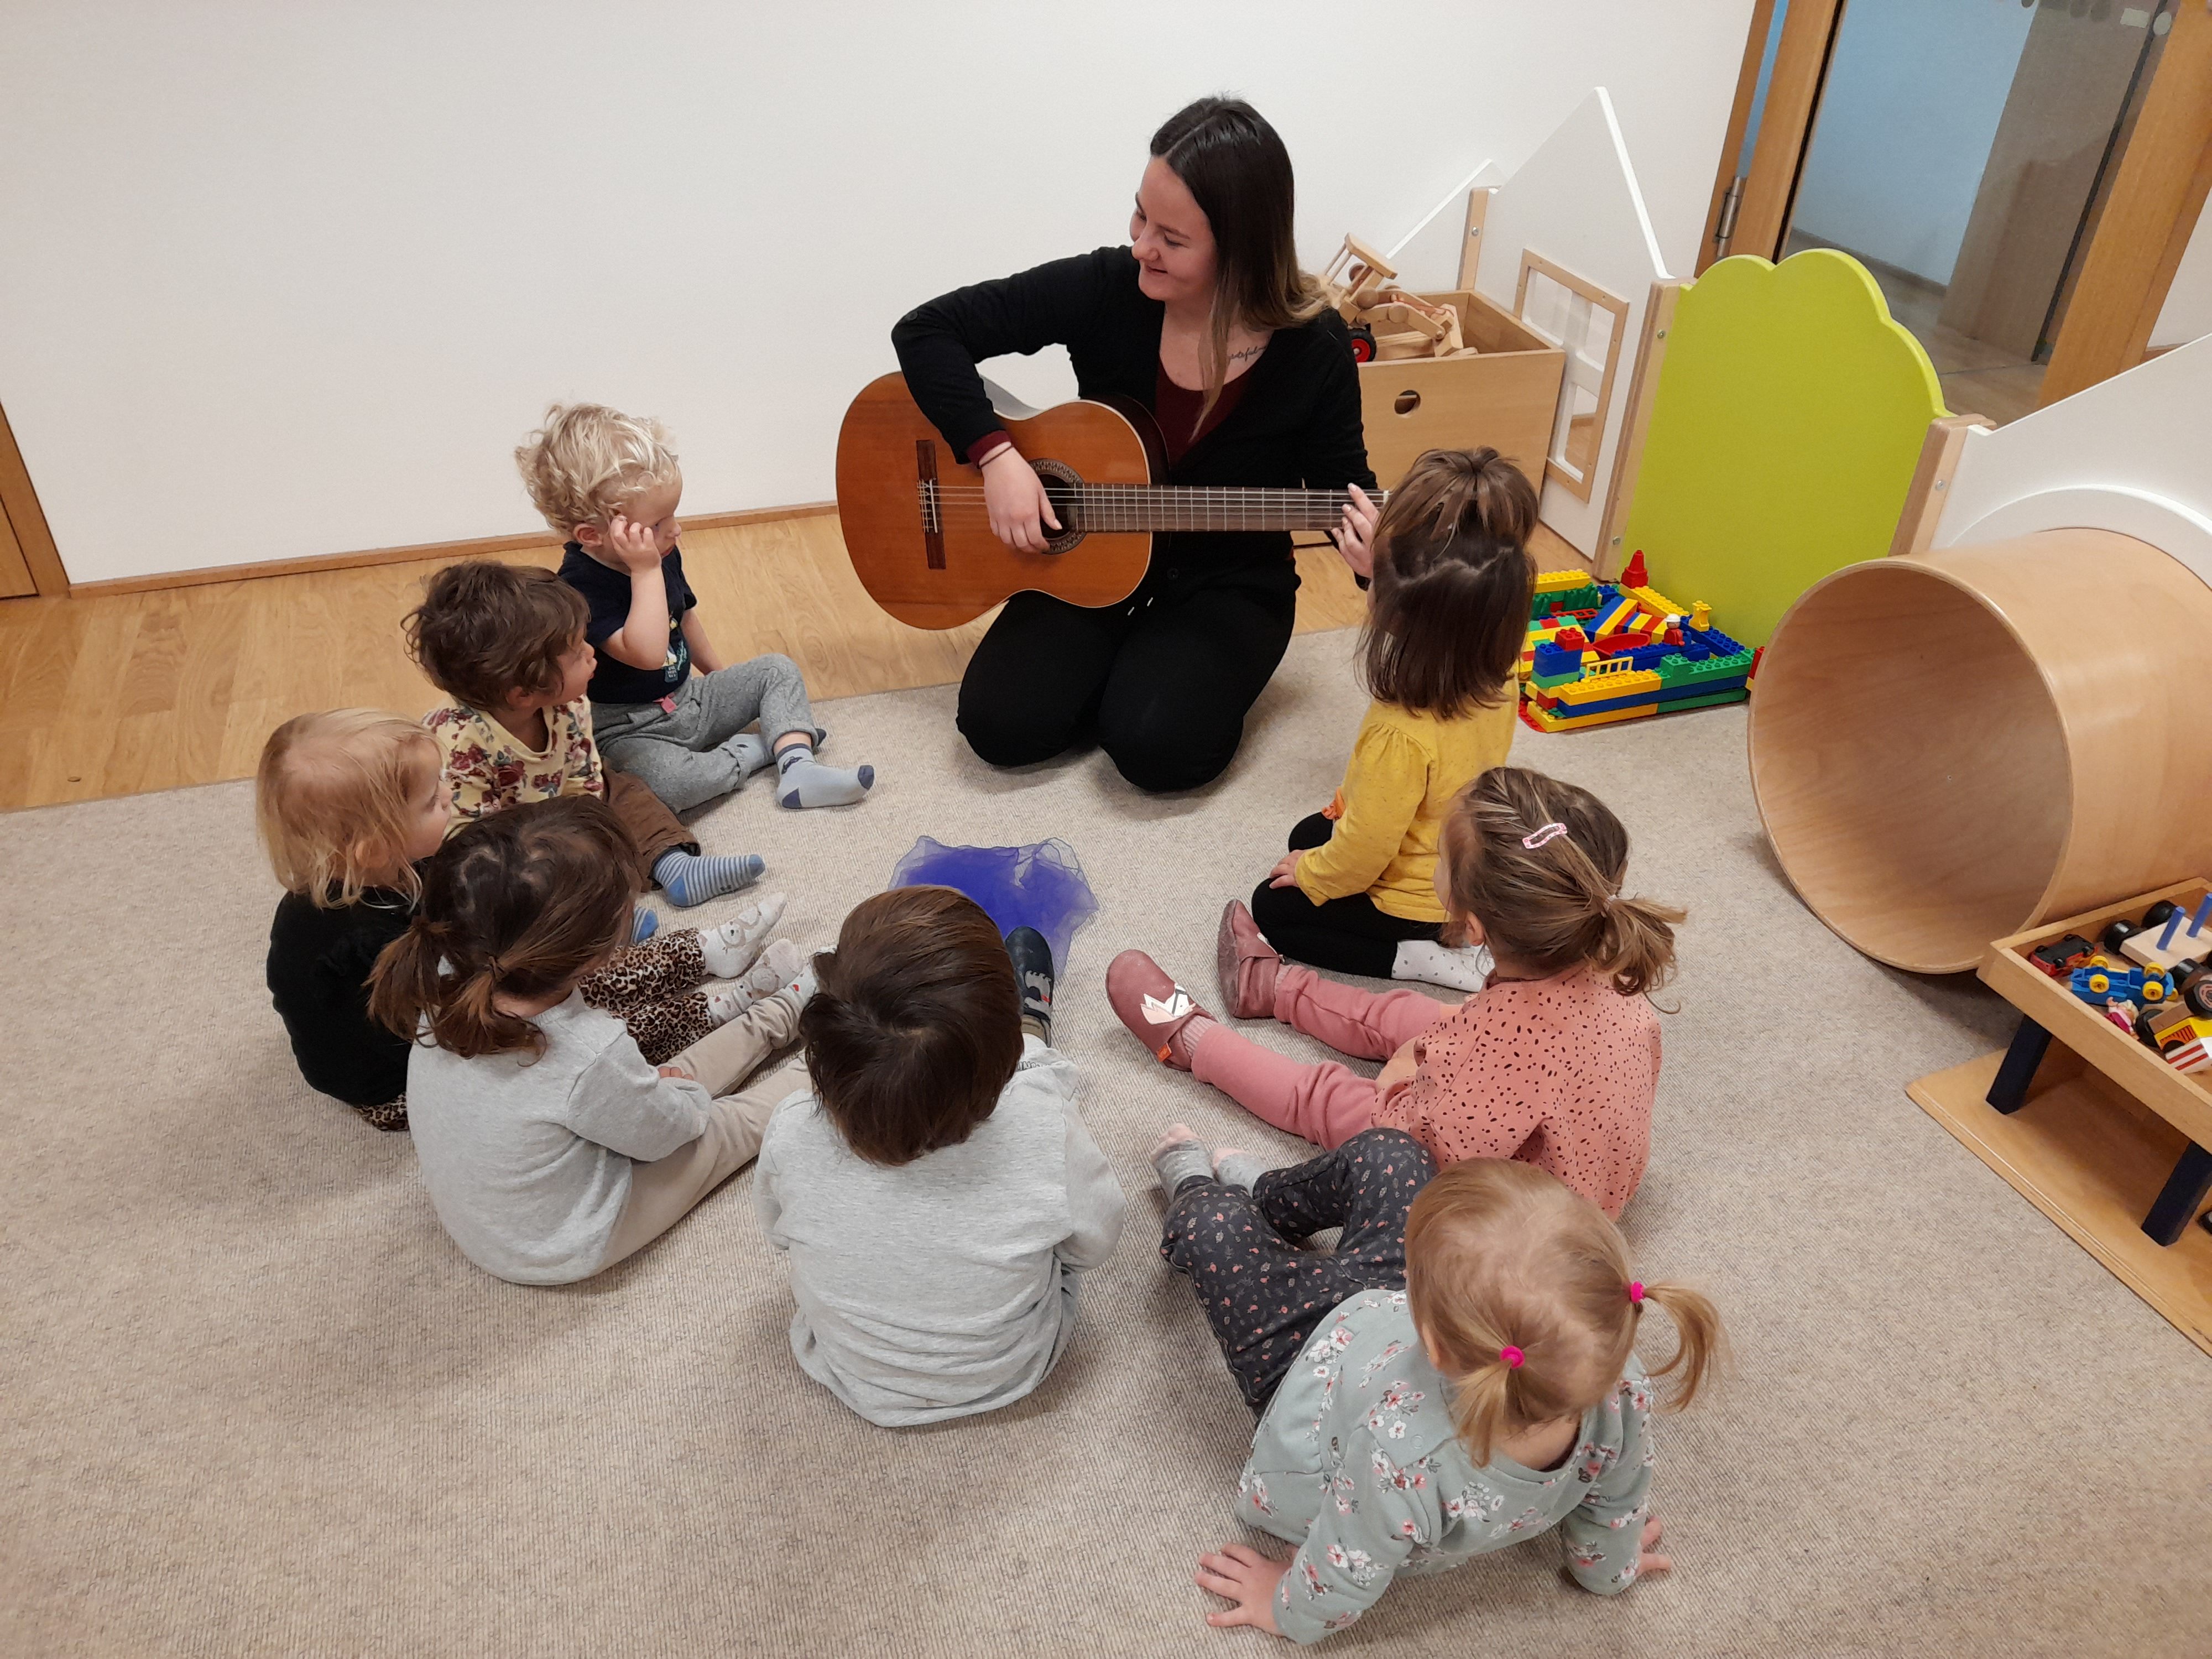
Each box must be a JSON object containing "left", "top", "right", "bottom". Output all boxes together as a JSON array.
[{"left": 1621, "top": 249, "right": 1949, "bottom": 650}]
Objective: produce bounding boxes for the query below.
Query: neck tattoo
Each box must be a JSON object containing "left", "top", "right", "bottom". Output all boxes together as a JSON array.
[{"left": 1226, "top": 342, "right": 1266, "bottom": 365}]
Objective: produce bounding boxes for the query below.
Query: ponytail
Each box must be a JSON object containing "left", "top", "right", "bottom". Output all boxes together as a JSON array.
[
  {"left": 1594, "top": 892, "right": 1685, "bottom": 999},
  {"left": 369, "top": 796, "right": 637, "bottom": 1062},
  {"left": 1359, "top": 447, "right": 1539, "bottom": 719},
  {"left": 1442, "top": 765, "right": 1684, "bottom": 993},
  {"left": 1407, "top": 1160, "right": 1726, "bottom": 1468},
  {"left": 1635, "top": 1281, "right": 1726, "bottom": 1410}
]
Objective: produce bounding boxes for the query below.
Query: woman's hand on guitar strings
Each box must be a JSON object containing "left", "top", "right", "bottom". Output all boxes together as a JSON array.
[
  {"left": 1332, "top": 484, "right": 1379, "bottom": 580},
  {"left": 982, "top": 448, "right": 1062, "bottom": 554}
]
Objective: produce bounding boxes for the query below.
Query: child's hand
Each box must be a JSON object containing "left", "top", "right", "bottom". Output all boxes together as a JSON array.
[
  {"left": 1194, "top": 1543, "right": 1286, "bottom": 1635},
  {"left": 1267, "top": 848, "right": 1305, "bottom": 889},
  {"left": 1334, "top": 483, "right": 1379, "bottom": 580},
  {"left": 1374, "top": 1036, "right": 1420, "bottom": 1097},
  {"left": 1637, "top": 1515, "right": 1672, "bottom": 1578},
  {"left": 604, "top": 513, "right": 665, "bottom": 574}
]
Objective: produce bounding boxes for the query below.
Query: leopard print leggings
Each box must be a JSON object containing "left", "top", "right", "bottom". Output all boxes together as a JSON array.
[{"left": 580, "top": 928, "right": 718, "bottom": 1066}]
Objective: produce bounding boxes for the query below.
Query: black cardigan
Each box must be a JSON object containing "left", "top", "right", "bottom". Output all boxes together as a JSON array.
[
  {"left": 267, "top": 888, "right": 414, "bottom": 1108},
  {"left": 891, "top": 246, "right": 1376, "bottom": 580}
]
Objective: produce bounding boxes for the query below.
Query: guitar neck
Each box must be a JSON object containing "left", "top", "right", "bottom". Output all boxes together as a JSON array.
[{"left": 1050, "top": 487, "right": 1388, "bottom": 533}]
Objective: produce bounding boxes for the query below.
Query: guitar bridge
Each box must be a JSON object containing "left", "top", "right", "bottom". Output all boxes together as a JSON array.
[{"left": 915, "top": 440, "right": 946, "bottom": 569}]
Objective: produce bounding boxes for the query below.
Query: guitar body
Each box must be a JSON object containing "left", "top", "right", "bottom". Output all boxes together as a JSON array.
[{"left": 836, "top": 373, "right": 1162, "bottom": 629}]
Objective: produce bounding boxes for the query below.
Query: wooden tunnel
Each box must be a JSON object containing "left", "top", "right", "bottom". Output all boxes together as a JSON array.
[{"left": 1749, "top": 529, "right": 2212, "bottom": 973}]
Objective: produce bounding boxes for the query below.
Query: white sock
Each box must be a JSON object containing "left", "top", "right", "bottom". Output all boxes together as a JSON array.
[
  {"left": 700, "top": 940, "right": 806, "bottom": 1023},
  {"left": 1391, "top": 939, "right": 1494, "bottom": 992},
  {"left": 696, "top": 894, "right": 789, "bottom": 978}
]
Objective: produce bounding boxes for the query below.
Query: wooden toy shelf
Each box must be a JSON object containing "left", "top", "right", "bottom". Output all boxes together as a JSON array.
[{"left": 1908, "top": 879, "right": 2212, "bottom": 1355}]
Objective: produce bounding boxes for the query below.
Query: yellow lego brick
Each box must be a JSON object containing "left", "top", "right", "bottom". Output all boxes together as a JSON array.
[
  {"left": 1624, "top": 585, "right": 1686, "bottom": 618},
  {"left": 1521, "top": 698, "right": 1655, "bottom": 733},
  {"left": 1553, "top": 666, "right": 1662, "bottom": 705},
  {"left": 1534, "top": 570, "right": 1592, "bottom": 593}
]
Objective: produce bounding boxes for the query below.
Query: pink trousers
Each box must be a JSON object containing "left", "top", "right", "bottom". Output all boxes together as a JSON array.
[{"left": 1190, "top": 964, "right": 1448, "bottom": 1149}]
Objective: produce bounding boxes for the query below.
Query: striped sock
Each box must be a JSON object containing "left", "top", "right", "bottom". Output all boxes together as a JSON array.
[
  {"left": 631, "top": 905, "right": 659, "bottom": 944},
  {"left": 653, "top": 850, "right": 766, "bottom": 906}
]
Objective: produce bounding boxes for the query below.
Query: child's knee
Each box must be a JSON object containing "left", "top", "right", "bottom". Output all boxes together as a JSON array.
[{"left": 1346, "top": 1126, "right": 1434, "bottom": 1181}]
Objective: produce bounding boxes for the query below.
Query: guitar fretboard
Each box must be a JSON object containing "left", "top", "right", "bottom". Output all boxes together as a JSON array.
[{"left": 921, "top": 484, "right": 1388, "bottom": 535}]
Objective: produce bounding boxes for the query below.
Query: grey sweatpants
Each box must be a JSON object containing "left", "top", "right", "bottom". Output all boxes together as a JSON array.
[{"left": 592, "top": 655, "right": 820, "bottom": 813}]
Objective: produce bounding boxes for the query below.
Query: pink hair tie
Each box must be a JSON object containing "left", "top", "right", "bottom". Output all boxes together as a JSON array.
[
  {"left": 1521, "top": 822, "right": 1569, "bottom": 850},
  {"left": 1498, "top": 1345, "right": 1525, "bottom": 1369},
  {"left": 1627, "top": 1282, "right": 1645, "bottom": 1304}
]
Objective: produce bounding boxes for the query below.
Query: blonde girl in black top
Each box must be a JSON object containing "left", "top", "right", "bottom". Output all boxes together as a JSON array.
[{"left": 894, "top": 97, "right": 1380, "bottom": 793}]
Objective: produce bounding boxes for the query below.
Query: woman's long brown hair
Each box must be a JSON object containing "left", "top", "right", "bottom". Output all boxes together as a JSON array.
[
  {"left": 368, "top": 795, "right": 638, "bottom": 1061},
  {"left": 1150, "top": 97, "right": 1325, "bottom": 426}
]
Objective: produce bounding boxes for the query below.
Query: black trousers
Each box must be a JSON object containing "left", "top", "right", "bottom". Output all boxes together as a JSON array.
[
  {"left": 955, "top": 561, "right": 1298, "bottom": 794},
  {"left": 1159, "top": 1128, "right": 1438, "bottom": 1413},
  {"left": 1250, "top": 812, "right": 1442, "bottom": 979}
]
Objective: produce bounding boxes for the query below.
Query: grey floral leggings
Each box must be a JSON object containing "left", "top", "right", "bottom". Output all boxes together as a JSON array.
[{"left": 580, "top": 928, "right": 719, "bottom": 1066}]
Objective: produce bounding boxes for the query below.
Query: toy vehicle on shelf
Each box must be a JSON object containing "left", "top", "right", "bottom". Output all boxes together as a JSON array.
[
  {"left": 2068, "top": 956, "right": 2173, "bottom": 1007},
  {"left": 2030, "top": 933, "right": 2097, "bottom": 978}
]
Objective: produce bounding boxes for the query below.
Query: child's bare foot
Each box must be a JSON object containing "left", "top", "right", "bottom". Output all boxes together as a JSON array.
[{"left": 1151, "top": 1123, "right": 1215, "bottom": 1193}]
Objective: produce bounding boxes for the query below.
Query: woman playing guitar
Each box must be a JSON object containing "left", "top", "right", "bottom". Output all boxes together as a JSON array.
[{"left": 893, "top": 97, "right": 1380, "bottom": 794}]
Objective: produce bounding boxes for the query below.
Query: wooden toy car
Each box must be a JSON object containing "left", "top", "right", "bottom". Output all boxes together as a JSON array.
[{"left": 2029, "top": 933, "right": 2096, "bottom": 978}]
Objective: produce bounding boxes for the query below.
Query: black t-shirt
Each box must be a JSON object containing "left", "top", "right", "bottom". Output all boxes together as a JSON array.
[
  {"left": 559, "top": 542, "right": 697, "bottom": 706},
  {"left": 891, "top": 246, "right": 1376, "bottom": 580},
  {"left": 266, "top": 888, "right": 415, "bottom": 1109}
]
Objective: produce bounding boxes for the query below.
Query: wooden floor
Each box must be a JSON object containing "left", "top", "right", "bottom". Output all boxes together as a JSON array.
[{"left": 0, "top": 514, "right": 1584, "bottom": 811}]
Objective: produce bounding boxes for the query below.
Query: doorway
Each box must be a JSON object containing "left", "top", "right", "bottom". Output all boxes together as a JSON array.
[{"left": 1705, "top": 0, "right": 2182, "bottom": 425}]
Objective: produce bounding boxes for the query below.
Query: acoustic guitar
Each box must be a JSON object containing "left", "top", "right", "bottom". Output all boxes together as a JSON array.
[{"left": 835, "top": 373, "right": 1386, "bottom": 629}]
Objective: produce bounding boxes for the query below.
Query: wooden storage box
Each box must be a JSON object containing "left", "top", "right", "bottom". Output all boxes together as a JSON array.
[{"left": 1358, "top": 290, "right": 1566, "bottom": 493}]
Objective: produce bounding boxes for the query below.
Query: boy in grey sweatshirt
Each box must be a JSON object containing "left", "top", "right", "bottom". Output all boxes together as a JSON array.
[{"left": 755, "top": 890, "right": 1123, "bottom": 1426}]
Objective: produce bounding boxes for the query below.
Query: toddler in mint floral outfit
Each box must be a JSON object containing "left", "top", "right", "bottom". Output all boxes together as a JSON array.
[{"left": 1148, "top": 1135, "right": 1724, "bottom": 1642}]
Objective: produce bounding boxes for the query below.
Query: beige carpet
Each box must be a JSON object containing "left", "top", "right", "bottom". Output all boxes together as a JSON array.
[{"left": 3, "top": 629, "right": 2207, "bottom": 1658}]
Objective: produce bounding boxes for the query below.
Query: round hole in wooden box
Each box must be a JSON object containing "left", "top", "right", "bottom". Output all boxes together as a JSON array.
[
  {"left": 1392, "top": 390, "right": 1422, "bottom": 415},
  {"left": 1749, "top": 529, "right": 2212, "bottom": 973}
]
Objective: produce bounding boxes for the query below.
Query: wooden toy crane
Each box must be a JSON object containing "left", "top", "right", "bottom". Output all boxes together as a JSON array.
[{"left": 1317, "top": 236, "right": 1467, "bottom": 362}]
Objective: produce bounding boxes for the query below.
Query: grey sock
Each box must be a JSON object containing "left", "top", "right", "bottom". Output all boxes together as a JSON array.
[
  {"left": 1152, "top": 1138, "right": 1214, "bottom": 1193},
  {"left": 775, "top": 743, "right": 874, "bottom": 810},
  {"left": 1214, "top": 1151, "right": 1270, "bottom": 1192}
]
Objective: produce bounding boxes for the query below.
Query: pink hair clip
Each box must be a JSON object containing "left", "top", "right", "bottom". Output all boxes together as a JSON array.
[
  {"left": 1627, "top": 1282, "right": 1645, "bottom": 1304},
  {"left": 1521, "top": 822, "right": 1569, "bottom": 850},
  {"left": 1499, "top": 1344, "right": 1525, "bottom": 1369}
]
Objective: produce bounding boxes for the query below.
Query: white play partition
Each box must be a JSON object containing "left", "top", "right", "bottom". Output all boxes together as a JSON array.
[
  {"left": 1384, "top": 159, "right": 1503, "bottom": 291},
  {"left": 1470, "top": 89, "right": 1671, "bottom": 562},
  {"left": 1929, "top": 330, "right": 2212, "bottom": 580}
]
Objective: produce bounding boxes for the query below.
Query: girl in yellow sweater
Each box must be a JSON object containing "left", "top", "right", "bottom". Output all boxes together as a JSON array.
[{"left": 1230, "top": 447, "right": 1536, "bottom": 992}]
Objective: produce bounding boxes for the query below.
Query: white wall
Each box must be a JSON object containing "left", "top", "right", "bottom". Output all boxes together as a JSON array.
[
  {"left": 0, "top": 0, "right": 1755, "bottom": 584},
  {"left": 2152, "top": 212, "right": 2212, "bottom": 349},
  {"left": 1787, "top": 0, "right": 2032, "bottom": 285}
]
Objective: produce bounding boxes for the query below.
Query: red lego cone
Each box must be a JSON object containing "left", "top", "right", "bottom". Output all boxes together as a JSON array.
[{"left": 1621, "top": 550, "right": 1648, "bottom": 588}]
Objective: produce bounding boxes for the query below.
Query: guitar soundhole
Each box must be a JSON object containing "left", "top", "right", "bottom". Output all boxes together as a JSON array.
[{"left": 1029, "top": 460, "right": 1087, "bottom": 556}]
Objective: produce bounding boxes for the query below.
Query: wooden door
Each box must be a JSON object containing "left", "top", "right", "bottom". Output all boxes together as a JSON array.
[
  {"left": 0, "top": 400, "right": 66, "bottom": 597},
  {"left": 1700, "top": 0, "right": 2211, "bottom": 409}
]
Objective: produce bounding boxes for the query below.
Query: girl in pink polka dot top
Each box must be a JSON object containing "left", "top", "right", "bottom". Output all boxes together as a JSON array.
[{"left": 1108, "top": 765, "right": 1682, "bottom": 1218}]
